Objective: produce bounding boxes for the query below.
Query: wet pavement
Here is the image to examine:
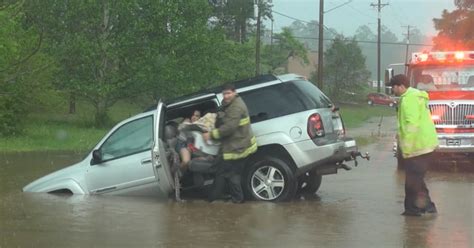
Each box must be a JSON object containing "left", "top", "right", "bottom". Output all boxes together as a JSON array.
[{"left": 1, "top": 120, "right": 473, "bottom": 247}]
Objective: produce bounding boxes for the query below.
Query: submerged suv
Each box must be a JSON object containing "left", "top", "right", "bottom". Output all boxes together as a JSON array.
[{"left": 23, "top": 74, "right": 362, "bottom": 201}]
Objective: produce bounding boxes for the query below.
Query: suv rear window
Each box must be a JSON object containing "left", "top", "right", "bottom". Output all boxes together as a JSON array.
[
  {"left": 240, "top": 83, "right": 306, "bottom": 123},
  {"left": 291, "top": 80, "right": 332, "bottom": 109}
]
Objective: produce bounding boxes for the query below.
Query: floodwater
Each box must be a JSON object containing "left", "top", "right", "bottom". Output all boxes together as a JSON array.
[{"left": 1, "top": 139, "right": 473, "bottom": 247}]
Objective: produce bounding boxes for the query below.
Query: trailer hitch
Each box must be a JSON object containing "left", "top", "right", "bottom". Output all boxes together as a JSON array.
[
  {"left": 351, "top": 151, "right": 370, "bottom": 167},
  {"left": 338, "top": 151, "right": 370, "bottom": 171}
]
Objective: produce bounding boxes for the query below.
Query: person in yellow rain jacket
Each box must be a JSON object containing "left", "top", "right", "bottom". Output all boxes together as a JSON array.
[
  {"left": 388, "top": 74, "right": 438, "bottom": 216},
  {"left": 203, "top": 83, "right": 257, "bottom": 203}
]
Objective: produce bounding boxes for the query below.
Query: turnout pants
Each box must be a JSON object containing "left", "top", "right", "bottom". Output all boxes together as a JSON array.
[
  {"left": 208, "top": 159, "right": 244, "bottom": 203},
  {"left": 403, "top": 152, "right": 436, "bottom": 213}
]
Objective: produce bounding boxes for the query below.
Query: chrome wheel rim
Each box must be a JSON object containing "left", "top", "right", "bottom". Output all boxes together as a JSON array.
[{"left": 251, "top": 165, "right": 285, "bottom": 200}]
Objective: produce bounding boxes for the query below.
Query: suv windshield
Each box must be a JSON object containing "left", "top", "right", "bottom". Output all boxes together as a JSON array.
[{"left": 410, "top": 65, "right": 474, "bottom": 91}]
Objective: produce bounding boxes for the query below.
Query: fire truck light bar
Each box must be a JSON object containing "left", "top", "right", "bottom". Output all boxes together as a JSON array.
[{"left": 412, "top": 51, "right": 474, "bottom": 64}]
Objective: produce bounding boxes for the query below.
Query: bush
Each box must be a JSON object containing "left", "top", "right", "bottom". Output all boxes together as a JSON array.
[{"left": 0, "top": 94, "right": 26, "bottom": 136}]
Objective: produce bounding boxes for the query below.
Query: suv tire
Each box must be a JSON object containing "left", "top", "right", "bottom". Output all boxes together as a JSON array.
[
  {"left": 297, "top": 170, "right": 322, "bottom": 195},
  {"left": 244, "top": 156, "right": 297, "bottom": 202}
]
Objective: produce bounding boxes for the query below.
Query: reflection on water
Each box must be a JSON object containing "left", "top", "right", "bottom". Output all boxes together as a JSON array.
[{"left": 1, "top": 147, "right": 473, "bottom": 247}]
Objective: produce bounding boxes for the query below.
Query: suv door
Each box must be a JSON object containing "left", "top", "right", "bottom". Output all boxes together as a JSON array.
[
  {"left": 85, "top": 115, "right": 159, "bottom": 196},
  {"left": 151, "top": 101, "right": 174, "bottom": 196}
]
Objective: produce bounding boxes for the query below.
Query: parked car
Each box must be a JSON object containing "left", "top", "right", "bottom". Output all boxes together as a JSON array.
[
  {"left": 367, "top": 92, "right": 397, "bottom": 107},
  {"left": 23, "top": 74, "right": 364, "bottom": 202}
]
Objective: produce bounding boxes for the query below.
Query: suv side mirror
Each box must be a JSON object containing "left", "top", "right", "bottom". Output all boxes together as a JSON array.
[{"left": 91, "top": 149, "right": 103, "bottom": 165}]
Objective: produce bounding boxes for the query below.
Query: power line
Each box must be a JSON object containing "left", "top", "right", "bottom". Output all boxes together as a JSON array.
[
  {"left": 390, "top": 4, "right": 415, "bottom": 26},
  {"left": 272, "top": 10, "right": 339, "bottom": 37},
  {"left": 282, "top": 35, "right": 432, "bottom": 47},
  {"left": 324, "top": 0, "right": 352, "bottom": 14},
  {"left": 272, "top": 10, "right": 311, "bottom": 24},
  {"left": 386, "top": 5, "right": 406, "bottom": 27},
  {"left": 346, "top": 4, "right": 375, "bottom": 21}
]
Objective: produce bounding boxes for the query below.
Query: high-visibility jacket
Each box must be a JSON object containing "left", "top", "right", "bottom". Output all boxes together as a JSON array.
[
  {"left": 210, "top": 95, "right": 257, "bottom": 160},
  {"left": 398, "top": 87, "right": 438, "bottom": 158}
]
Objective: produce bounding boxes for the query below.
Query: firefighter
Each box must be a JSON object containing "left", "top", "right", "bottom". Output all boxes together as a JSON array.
[
  {"left": 388, "top": 74, "right": 438, "bottom": 216},
  {"left": 203, "top": 83, "right": 257, "bottom": 203}
]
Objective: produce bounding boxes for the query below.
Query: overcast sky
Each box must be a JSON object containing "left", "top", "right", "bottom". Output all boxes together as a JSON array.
[{"left": 266, "top": 0, "right": 456, "bottom": 41}]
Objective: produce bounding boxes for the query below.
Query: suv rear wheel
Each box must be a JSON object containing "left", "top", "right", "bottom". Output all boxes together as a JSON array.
[
  {"left": 244, "top": 156, "right": 297, "bottom": 201},
  {"left": 297, "top": 170, "right": 322, "bottom": 195}
]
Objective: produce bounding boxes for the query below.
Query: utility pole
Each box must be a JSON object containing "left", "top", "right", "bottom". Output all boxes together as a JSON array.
[
  {"left": 270, "top": 16, "right": 273, "bottom": 72},
  {"left": 317, "top": 0, "right": 324, "bottom": 89},
  {"left": 255, "top": 1, "right": 261, "bottom": 76},
  {"left": 402, "top": 25, "right": 412, "bottom": 74},
  {"left": 317, "top": 0, "right": 351, "bottom": 89},
  {"left": 370, "top": 0, "right": 388, "bottom": 93}
]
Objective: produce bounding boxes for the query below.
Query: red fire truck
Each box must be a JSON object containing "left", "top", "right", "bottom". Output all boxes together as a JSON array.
[{"left": 386, "top": 51, "right": 474, "bottom": 166}]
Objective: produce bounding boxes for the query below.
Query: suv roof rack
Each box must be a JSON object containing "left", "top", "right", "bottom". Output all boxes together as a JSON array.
[
  {"left": 224, "top": 74, "right": 278, "bottom": 90},
  {"left": 276, "top": 73, "right": 306, "bottom": 82}
]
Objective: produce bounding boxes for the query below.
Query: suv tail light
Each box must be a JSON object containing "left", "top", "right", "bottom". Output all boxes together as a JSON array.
[{"left": 308, "top": 113, "right": 325, "bottom": 138}]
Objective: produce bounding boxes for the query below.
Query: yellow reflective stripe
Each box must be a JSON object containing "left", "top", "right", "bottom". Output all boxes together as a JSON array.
[
  {"left": 239, "top": 117, "right": 250, "bottom": 126},
  {"left": 223, "top": 136, "right": 257, "bottom": 160},
  {"left": 211, "top": 129, "right": 220, "bottom": 139}
]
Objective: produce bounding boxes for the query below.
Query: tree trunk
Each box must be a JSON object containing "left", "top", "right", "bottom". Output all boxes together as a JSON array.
[
  {"left": 69, "top": 92, "right": 76, "bottom": 114},
  {"left": 94, "top": 99, "right": 109, "bottom": 127}
]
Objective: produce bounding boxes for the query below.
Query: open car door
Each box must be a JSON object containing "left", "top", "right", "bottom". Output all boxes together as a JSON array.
[{"left": 151, "top": 100, "right": 174, "bottom": 197}]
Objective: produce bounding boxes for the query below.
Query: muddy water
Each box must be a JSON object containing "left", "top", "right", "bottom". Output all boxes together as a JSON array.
[{"left": 1, "top": 143, "right": 473, "bottom": 247}]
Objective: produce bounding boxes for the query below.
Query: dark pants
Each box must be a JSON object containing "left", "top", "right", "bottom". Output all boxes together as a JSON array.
[
  {"left": 403, "top": 152, "right": 436, "bottom": 213},
  {"left": 208, "top": 159, "right": 244, "bottom": 203}
]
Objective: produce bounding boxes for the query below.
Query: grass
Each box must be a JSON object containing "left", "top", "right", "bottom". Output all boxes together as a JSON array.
[
  {"left": 0, "top": 123, "right": 108, "bottom": 152},
  {"left": 1, "top": 99, "right": 143, "bottom": 152},
  {"left": 354, "top": 136, "right": 379, "bottom": 147},
  {"left": 339, "top": 103, "right": 396, "bottom": 129},
  {"left": 339, "top": 103, "right": 396, "bottom": 147}
]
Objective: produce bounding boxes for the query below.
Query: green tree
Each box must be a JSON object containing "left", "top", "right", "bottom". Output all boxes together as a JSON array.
[
  {"left": 354, "top": 25, "right": 376, "bottom": 42},
  {"left": 287, "top": 20, "right": 338, "bottom": 51},
  {"left": 354, "top": 24, "right": 408, "bottom": 83},
  {"left": 433, "top": 1, "right": 474, "bottom": 50},
  {"left": 321, "top": 36, "right": 370, "bottom": 102},
  {"left": 0, "top": 3, "right": 54, "bottom": 136},
  {"left": 132, "top": 1, "right": 255, "bottom": 101},
  {"left": 210, "top": 0, "right": 272, "bottom": 43},
  {"left": 455, "top": 0, "right": 474, "bottom": 9},
  {"left": 401, "top": 28, "right": 430, "bottom": 45},
  {"left": 23, "top": 1, "right": 150, "bottom": 126},
  {"left": 261, "top": 27, "right": 309, "bottom": 73},
  {"left": 22, "top": 0, "right": 253, "bottom": 126}
]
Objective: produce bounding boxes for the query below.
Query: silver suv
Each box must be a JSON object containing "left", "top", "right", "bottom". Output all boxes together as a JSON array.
[{"left": 24, "top": 74, "right": 362, "bottom": 201}]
